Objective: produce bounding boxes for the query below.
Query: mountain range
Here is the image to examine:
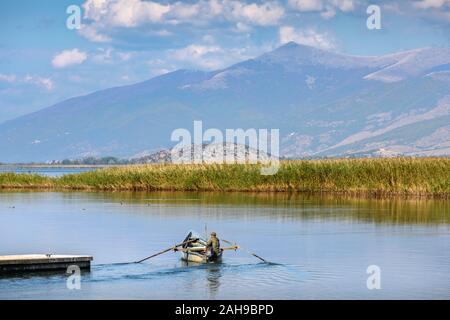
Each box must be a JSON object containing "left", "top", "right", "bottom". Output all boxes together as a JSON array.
[{"left": 1, "top": 42, "right": 450, "bottom": 163}]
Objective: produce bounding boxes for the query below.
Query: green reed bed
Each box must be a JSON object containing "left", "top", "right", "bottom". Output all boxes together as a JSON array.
[
  {"left": 1, "top": 158, "right": 449, "bottom": 197},
  {"left": 0, "top": 172, "right": 54, "bottom": 189}
]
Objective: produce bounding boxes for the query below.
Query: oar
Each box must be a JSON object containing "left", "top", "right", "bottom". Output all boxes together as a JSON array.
[
  {"left": 135, "top": 238, "right": 198, "bottom": 263},
  {"left": 177, "top": 246, "right": 239, "bottom": 253},
  {"left": 221, "top": 239, "right": 269, "bottom": 263}
]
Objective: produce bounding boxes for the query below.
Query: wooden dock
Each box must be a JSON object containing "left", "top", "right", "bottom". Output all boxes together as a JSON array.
[{"left": 0, "top": 254, "right": 93, "bottom": 273}]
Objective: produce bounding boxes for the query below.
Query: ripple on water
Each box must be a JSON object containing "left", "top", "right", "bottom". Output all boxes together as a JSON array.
[{"left": 83, "top": 261, "right": 311, "bottom": 289}]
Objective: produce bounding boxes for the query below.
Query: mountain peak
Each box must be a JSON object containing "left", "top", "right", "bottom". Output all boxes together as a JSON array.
[
  {"left": 1, "top": 43, "right": 450, "bottom": 162},
  {"left": 268, "top": 41, "right": 330, "bottom": 56},
  {"left": 258, "top": 41, "right": 369, "bottom": 69},
  {"left": 278, "top": 41, "right": 313, "bottom": 49}
]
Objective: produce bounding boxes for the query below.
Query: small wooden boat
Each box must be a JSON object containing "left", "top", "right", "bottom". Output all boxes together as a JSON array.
[
  {"left": 179, "top": 231, "right": 223, "bottom": 263},
  {"left": 135, "top": 232, "right": 262, "bottom": 265}
]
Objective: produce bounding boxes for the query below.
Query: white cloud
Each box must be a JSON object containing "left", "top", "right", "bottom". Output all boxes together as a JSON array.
[
  {"left": 83, "top": 0, "right": 170, "bottom": 27},
  {"left": 334, "top": 0, "right": 356, "bottom": 12},
  {"left": 279, "top": 26, "right": 335, "bottom": 50},
  {"left": 173, "top": 44, "right": 222, "bottom": 58},
  {"left": 78, "top": 24, "right": 112, "bottom": 43},
  {"left": 202, "top": 34, "right": 215, "bottom": 44},
  {"left": 169, "top": 42, "right": 271, "bottom": 70},
  {"left": 288, "top": 0, "right": 323, "bottom": 11},
  {"left": 410, "top": 0, "right": 450, "bottom": 22},
  {"left": 226, "top": 1, "right": 285, "bottom": 26},
  {"left": 171, "top": 44, "right": 223, "bottom": 69},
  {"left": 149, "top": 29, "right": 173, "bottom": 37},
  {"left": 109, "top": 0, "right": 170, "bottom": 27},
  {"left": 320, "top": 7, "right": 336, "bottom": 18},
  {"left": 91, "top": 48, "right": 133, "bottom": 64},
  {"left": 151, "top": 68, "right": 173, "bottom": 76},
  {"left": 79, "top": 0, "right": 285, "bottom": 42},
  {"left": 168, "top": 1, "right": 201, "bottom": 21},
  {"left": 382, "top": 2, "right": 404, "bottom": 14},
  {"left": 117, "top": 52, "right": 133, "bottom": 61},
  {"left": 414, "top": 0, "right": 450, "bottom": 9},
  {"left": 1, "top": 73, "right": 54, "bottom": 90},
  {"left": 235, "top": 21, "right": 252, "bottom": 33},
  {"left": 0, "top": 74, "right": 17, "bottom": 83},
  {"left": 24, "top": 75, "right": 54, "bottom": 90},
  {"left": 91, "top": 48, "right": 114, "bottom": 63},
  {"left": 52, "top": 49, "right": 88, "bottom": 68},
  {"left": 288, "top": 0, "right": 356, "bottom": 17}
]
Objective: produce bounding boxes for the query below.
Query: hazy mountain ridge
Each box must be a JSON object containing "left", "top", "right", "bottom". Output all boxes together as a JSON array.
[{"left": 1, "top": 42, "right": 450, "bottom": 162}]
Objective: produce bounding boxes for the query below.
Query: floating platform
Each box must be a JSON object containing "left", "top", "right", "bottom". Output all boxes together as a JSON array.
[{"left": 0, "top": 254, "right": 93, "bottom": 273}]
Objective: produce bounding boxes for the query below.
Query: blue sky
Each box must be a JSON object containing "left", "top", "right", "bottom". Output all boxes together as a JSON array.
[{"left": 1, "top": 0, "right": 450, "bottom": 123}]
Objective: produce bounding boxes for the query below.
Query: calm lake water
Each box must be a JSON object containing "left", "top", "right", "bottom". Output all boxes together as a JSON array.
[
  {"left": 0, "top": 190, "right": 449, "bottom": 300},
  {"left": 0, "top": 166, "right": 99, "bottom": 177}
]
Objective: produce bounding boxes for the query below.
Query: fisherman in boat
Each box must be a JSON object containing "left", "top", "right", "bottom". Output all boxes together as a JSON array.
[{"left": 205, "top": 232, "right": 221, "bottom": 260}]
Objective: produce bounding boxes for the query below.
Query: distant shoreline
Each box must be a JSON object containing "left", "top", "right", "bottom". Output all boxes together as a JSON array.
[
  {"left": 0, "top": 158, "right": 449, "bottom": 198},
  {"left": 0, "top": 164, "right": 115, "bottom": 168}
]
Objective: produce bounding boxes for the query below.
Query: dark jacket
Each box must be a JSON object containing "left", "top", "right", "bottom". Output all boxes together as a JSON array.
[{"left": 206, "top": 236, "right": 220, "bottom": 254}]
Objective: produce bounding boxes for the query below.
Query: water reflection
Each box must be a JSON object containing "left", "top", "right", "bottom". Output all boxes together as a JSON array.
[
  {"left": 1, "top": 190, "right": 448, "bottom": 225},
  {"left": 180, "top": 260, "right": 223, "bottom": 298},
  {"left": 206, "top": 264, "right": 222, "bottom": 298}
]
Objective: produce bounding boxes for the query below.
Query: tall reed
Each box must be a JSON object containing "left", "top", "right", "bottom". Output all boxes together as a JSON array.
[{"left": 1, "top": 158, "right": 449, "bottom": 197}]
